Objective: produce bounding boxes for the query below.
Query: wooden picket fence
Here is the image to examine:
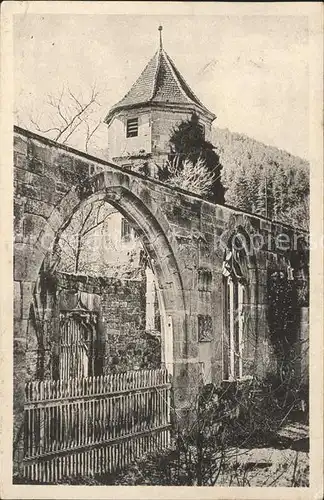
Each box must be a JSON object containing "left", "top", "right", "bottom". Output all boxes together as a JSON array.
[{"left": 23, "top": 369, "right": 172, "bottom": 483}]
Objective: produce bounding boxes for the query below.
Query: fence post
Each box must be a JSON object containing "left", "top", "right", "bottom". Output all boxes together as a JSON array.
[{"left": 39, "top": 382, "right": 45, "bottom": 456}]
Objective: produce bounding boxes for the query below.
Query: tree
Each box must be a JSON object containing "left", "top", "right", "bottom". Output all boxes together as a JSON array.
[
  {"left": 162, "top": 113, "right": 225, "bottom": 203},
  {"left": 56, "top": 200, "right": 145, "bottom": 278},
  {"left": 215, "top": 127, "right": 309, "bottom": 228},
  {"left": 226, "top": 164, "right": 252, "bottom": 212},
  {"left": 15, "top": 83, "right": 106, "bottom": 156}
]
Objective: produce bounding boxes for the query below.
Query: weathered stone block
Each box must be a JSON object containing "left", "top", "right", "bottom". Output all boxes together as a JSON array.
[
  {"left": 180, "top": 197, "right": 201, "bottom": 216},
  {"left": 15, "top": 167, "right": 32, "bottom": 185},
  {"left": 26, "top": 349, "right": 39, "bottom": 380},
  {"left": 56, "top": 152, "right": 74, "bottom": 172},
  {"left": 74, "top": 157, "right": 91, "bottom": 175},
  {"left": 14, "top": 337, "right": 27, "bottom": 354},
  {"left": 201, "top": 203, "right": 216, "bottom": 217},
  {"left": 24, "top": 198, "right": 54, "bottom": 219},
  {"left": 21, "top": 281, "right": 35, "bottom": 319},
  {"left": 173, "top": 360, "right": 200, "bottom": 408},
  {"left": 55, "top": 181, "right": 69, "bottom": 195},
  {"left": 14, "top": 134, "right": 28, "bottom": 155},
  {"left": 198, "top": 314, "right": 213, "bottom": 342},
  {"left": 28, "top": 140, "right": 53, "bottom": 163},
  {"left": 16, "top": 181, "right": 38, "bottom": 200},
  {"left": 16, "top": 172, "right": 57, "bottom": 205},
  {"left": 23, "top": 213, "right": 47, "bottom": 243},
  {"left": 57, "top": 190, "right": 81, "bottom": 220},
  {"left": 200, "top": 221, "right": 214, "bottom": 234},
  {"left": 26, "top": 322, "right": 38, "bottom": 351},
  {"left": 14, "top": 151, "right": 27, "bottom": 170},
  {"left": 14, "top": 198, "right": 25, "bottom": 234},
  {"left": 14, "top": 281, "right": 21, "bottom": 319},
  {"left": 14, "top": 243, "right": 45, "bottom": 281},
  {"left": 14, "top": 318, "right": 28, "bottom": 340},
  {"left": 27, "top": 155, "right": 44, "bottom": 175},
  {"left": 37, "top": 224, "right": 56, "bottom": 255}
]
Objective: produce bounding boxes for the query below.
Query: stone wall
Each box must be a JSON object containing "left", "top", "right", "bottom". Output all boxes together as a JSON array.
[
  {"left": 13, "top": 126, "right": 309, "bottom": 472},
  {"left": 26, "top": 271, "right": 159, "bottom": 380}
]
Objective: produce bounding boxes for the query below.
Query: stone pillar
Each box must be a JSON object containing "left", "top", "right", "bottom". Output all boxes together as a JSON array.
[
  {"left": 145, "top": 266, "right": 156, "bottom": 331},
  {"left": 13, "top": 238, "right": 45, "bottom": 475},
  {"left": 170, "top": 308, "right": 201, "bottom": 427},
  {"left": 254, "top": 261, "right": 275, "bottom": 379},
  {"left": 210, "top": 271, "right": 225, "bottom": 386}
]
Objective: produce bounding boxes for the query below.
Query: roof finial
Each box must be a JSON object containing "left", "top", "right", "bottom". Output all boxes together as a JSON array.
[{"left": 158, "top": 25, "right": 163, "bottom": 50}]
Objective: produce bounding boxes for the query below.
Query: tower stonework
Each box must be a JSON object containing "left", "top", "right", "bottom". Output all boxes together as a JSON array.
[{"left": 104, "top": 27, "right": 216, "bottom": 167}]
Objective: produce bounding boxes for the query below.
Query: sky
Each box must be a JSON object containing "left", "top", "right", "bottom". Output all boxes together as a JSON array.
[{"left": 14, "top": 13, "right": 309, "bottom": 159}]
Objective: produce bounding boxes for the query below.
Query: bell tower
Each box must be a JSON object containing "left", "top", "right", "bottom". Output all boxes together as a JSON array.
[{"left": 104, "top": 27, "right": 216, "bottom": 168}]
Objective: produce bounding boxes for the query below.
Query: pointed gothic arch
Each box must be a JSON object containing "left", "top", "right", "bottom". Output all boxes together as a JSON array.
[
  {"left": 27, "top": 172, "right": 187, "bottom": 378},
  {"left": 222, "top": 228, "right": 258, "bottom": 381}
]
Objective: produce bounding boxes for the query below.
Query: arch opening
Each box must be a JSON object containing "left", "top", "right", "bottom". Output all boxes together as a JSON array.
[
  {"left": 26, "top": 182, "right": 186, "bottom": 382},
  {"left": 222, "top": 230, "right": 257, "bottom": 381}
]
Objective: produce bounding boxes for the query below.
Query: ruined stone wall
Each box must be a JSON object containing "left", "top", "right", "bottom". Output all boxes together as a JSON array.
[
  {"left": 30, "top": 272, "right": 156, "bottom": 379},
  {"left": 13, "top": 126, "right": 309, "bottom": 471}
]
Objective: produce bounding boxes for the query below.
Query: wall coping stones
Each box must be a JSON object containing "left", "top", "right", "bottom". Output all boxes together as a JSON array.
[{"left": 14, "top": 126, "right": 308, "bottom": 235}]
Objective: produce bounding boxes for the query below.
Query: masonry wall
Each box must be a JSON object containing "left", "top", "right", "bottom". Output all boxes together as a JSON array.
[
  {"left": 12, "top": 126, "right": 309, "bottom": 473},
  {"left": 100, "top": 275, "right": 159, "bottom": 372},
  {"left": 60, "top": 273, "right": 158, "bottom": 372},
  {"left": 25, "top": 271, "right": 160, "bottom": 382}
]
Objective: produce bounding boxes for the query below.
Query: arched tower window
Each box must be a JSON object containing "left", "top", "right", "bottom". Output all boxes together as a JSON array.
[{"left": 222, "top": 234, "right": 253, "bottom": 381}]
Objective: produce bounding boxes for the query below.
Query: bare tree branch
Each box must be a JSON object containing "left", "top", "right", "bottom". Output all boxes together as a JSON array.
[
  {"left": 82, "top": 210, "right": 118, "bottom": 238},
  {"left": 29, "top": 115, "right": 62, "bottom": 135},
  {"left": 23, "top": 83, "right": 103, "bottom": 152},
  {"left": 85, "top": 119, "right": 102, "bottom": 152},
  {"left": 56, "top": 200, "right": 121, "bottom": 274}
]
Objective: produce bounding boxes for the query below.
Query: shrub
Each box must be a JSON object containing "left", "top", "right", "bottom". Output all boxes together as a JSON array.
[{"left": 165, "top": 156, "right": 216, "bottom": 196}]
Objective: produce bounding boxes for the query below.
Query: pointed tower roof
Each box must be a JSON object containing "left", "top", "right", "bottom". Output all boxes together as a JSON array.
[{"left": 104, "top": 27, "right": 216, "bottom": 125}]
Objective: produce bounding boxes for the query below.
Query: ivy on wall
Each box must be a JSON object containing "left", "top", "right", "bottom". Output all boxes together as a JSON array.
[
  {"left": 267, "top": 270, "right": 300, "bottom": 363},
  {"left": 107, "top": 329, "right": 161, "bottom": 373}
]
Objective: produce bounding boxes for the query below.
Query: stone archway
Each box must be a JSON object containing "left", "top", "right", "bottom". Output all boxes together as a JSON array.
[
  {"left": 25, "top": 173, "right": 188, "bottom": 373},
  {"left": 48, "top": 182, "right": 187, "bottom": 376},
  {"left": 13, "top": 171, "right": 189, "bottom": 469}
]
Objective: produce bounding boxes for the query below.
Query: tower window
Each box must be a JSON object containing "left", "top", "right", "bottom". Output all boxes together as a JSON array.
[{"left": 126, "top": 118, "right": 139, "bottom": 138}]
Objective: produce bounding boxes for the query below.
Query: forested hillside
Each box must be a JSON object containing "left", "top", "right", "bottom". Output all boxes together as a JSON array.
[{"left": 213, "top": 128, "right": 309, "bottom": 230}]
